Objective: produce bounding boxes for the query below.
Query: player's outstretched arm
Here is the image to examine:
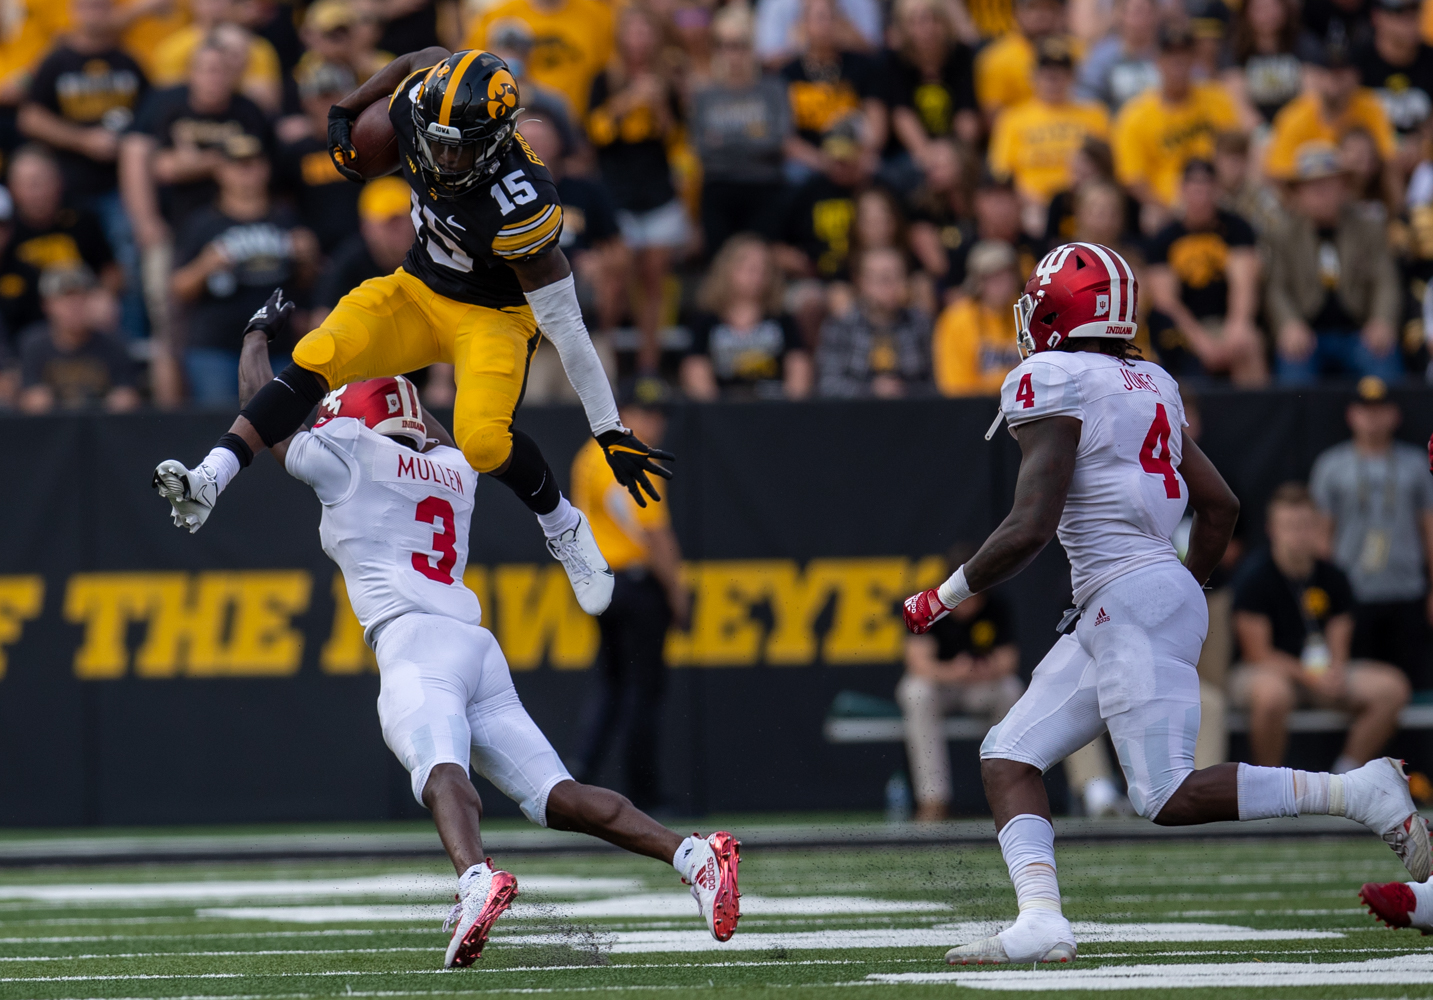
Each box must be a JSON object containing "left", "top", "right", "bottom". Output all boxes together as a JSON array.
[
  {"left": 511, "top": 248, "right": 675, "bottom": 506},
  {"left": 1178, "top": 435, "right": 1239, "bottom": 586},
  {"left": 237, "top": 329, "right": 297, "bottom": 465}
]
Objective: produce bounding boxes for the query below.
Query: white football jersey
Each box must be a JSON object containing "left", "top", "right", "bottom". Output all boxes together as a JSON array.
[
  {"left": 285, "top": 418, "right": 482, "bottom": 643},
  {"left": 999, "top": 350, "right": 1188, "bottom": 607}
]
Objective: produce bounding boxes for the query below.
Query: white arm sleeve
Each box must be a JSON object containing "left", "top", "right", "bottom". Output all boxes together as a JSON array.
[{"left": 524, "top": 274, "right": 622, "bottom": 436}]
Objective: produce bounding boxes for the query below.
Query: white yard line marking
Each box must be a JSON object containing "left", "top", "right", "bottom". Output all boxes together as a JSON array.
[
  {"left": 866, "top": 954, "right": 1433, "bottom": 990},
  {"left": 0, "top": 876, "right": 639, "bottom": 904}
]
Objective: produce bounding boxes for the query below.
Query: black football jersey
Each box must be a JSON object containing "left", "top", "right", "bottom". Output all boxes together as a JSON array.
[{"left": 388, "top": 71, "right": 564, "bottom": 309}]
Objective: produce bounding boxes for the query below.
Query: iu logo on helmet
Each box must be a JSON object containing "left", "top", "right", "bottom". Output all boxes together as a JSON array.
[{"left": 487, "top": 70, "right": 518, "bottom": 119}]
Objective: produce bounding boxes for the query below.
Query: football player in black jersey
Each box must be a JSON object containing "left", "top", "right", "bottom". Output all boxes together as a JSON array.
[{"left": 155, "top": 48, "right": 672, "bottom": 617}]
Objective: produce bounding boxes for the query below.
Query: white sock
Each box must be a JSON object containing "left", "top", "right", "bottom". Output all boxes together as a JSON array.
[
  {"left": 199, "top": 447, "right": 241, "bottom": 493},
  {"left": 536, "top": 495, "right": 580, "bottom": 538},
  {"left": 458, "top": 861, "right": 491, "bottom": 898},
  {"left": 1236, "top": 763, "right": 1344, "bottom": 819},
  {"left": 998, "top": 813, "right": 1062, "bottom": 915},
  {"left": 1332, "top": 754, "right": 1359, "bottom": 775},
  {"left": 672, "top": 835, "right": 702, "bottom": 878},
  {"left": 1291, "top": 770, "right": 1346, "bottom": 815},
  {"left": 1413, "top": 881, "right": 1433, "bottom": 926}
]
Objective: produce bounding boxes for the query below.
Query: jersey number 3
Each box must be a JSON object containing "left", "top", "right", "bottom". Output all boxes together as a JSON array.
[
  {"left": 412, "top": 496, "right": 457, "bottom": 584},
  {"left": 1139, "top": 403, "right": 1180, "bottom": 499}
]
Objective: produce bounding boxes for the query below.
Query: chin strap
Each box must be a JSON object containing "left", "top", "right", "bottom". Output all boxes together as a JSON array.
[{"left": 985, "top": 410, "right": 1005, "bottom": 441}]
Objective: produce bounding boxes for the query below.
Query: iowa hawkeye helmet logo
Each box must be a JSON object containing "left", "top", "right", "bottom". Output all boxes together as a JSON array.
[{"left": 487, "top": 69, "right": 518, "bottom": 119}]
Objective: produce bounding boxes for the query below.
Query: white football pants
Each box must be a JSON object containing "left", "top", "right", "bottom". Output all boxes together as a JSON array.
[
  {"left": 373, "top": 613, "right": 572, "bottom": 825},
  {"left": 981, "top": 562, "right": 1208, "bottom": 819}
]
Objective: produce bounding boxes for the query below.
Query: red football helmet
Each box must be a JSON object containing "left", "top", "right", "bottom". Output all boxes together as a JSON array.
[
  {"left": 313, "top": 376, "right": 427, "bottom": 450},
  {"left": 1014, "top": 242, "right": 1138, "bottom": 358}
]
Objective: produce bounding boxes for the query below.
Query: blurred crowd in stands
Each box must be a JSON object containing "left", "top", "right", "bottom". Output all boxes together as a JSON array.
[{"left": 5, "top": 0, "right": 1433, "bottom": 410}]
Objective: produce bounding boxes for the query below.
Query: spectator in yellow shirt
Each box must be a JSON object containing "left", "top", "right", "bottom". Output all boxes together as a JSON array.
[
  {"left": 569, "top": 385, "right": 688, "bottom": 810},
  {"left": 975, "top": 0, "right": 1071, "bottom": 116},
  {"left": 1265, "top": 39, "right": 1396, "bottom": 185},
  {"left": 1112, "top": 22, "right": 1240, "bottom": 222},
  {"left": 988, "top": 37, "right": 1109, "bottom": 227},
  {"left": 932, "top": 240, "right": 1024, "bottom": 395},
  {"left": 150, "top": 0, "right": 282, "bottom": 113},
  {"left": 465, "top": 0, "right": 614, "bottom": 116}
]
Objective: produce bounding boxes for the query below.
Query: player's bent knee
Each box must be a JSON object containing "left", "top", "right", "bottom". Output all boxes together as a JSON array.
[
  {"left": 456, "top": 424, "right": 514, "bottom": 475},
  {"left": 419, "top": 762, "right": 478, "bottom": 811},
  {"left": 1141, "top": 766, "right": 1195, "bottom": 823}
]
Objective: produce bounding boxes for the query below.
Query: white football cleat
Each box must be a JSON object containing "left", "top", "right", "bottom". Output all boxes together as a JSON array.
[
  {"left": 443, "top": 862, "right": 518, "bottom": 968},
  {"left": 682, "top": 831, "right": 741, "bottom": 941},
  {"left": 946, "top": 910, "right": 1076, "bottom": 965},
  {"left": 546, "top": 511, "right": 614, "bottom": 615},
  {"left": 1343, "top": 757, "right": 1432, "bottom": 883},
  {"left": 152, "top": 459, "right": 220, "bottom": 534}
]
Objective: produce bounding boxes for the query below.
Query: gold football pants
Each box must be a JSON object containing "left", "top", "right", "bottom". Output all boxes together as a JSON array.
[{"left": 292, "top": 267, "right": 539, "bottom": 473}]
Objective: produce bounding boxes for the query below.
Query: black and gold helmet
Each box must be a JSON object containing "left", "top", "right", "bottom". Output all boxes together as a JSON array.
[{"left": 410, "top": 50, "right": 521, "bottom": 198}]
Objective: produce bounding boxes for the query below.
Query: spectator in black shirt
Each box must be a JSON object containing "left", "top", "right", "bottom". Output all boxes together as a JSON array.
[
  {"left": 1356, "top": 0, "right": 1433, "bottom": 165},
  {"left": 275, "top": 59, "right": 361, "bottom": 255},
  {"left": 1230, "top": 483, "right": 1409, "bottom": 769},
  {"left": 1306, "top": 0, "right": 1373, "bottom": 50},
  {"left": 18, "top": 265, "right": 137, "bottom": 413},
  {"left": 170, "top": 134, "right": 318, "bottom": 404},
  {"left": 690, "top": 5, "right": 793, "bottom": 258},
  {"left": 1146, "top": 159, "right": 1265, "bottom": 385},
  {"left": 681, "top": 234, "right": 811, "bottom": 401},
  {"left": 775, "top": 125, "right": 862, "bottom": 282},
  {"left": 0, "top": 145, "right": 119, "bottom": 338},
  {"left": 885, "top": 0, "right": 979, "bottom": 177},
  {"left": 587, "top": 5, "right": 688, "bottom": 377},
  {"left": 780, "top": 0, "right": 886, "bottom": 183}
]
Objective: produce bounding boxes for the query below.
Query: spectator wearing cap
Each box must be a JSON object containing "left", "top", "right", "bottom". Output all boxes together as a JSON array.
[
  {"left": 467, "top": 0, "right": 614, "bottom": 116},
  {"left": 1312, "top": 376, "right": 1433, "bottom": 690},
  {"left": 1355, "top": 0, "right": 1433, "bottom": 165},
  {"left": 170, "top": 134, "right": 318, "bottom": 403},
  {"left": 517, "top": 116, "right": 620, "bottom": 406},
  {"left": 150, "top": 0, "right": 282, "bottom": 113},
  {"left": 1075, "top": 0, "right": 1159, "bottom": 112},
  {"left": 1230, "top": 482, "right": 1408, "bottom": 771},
  {"left": 1265, "top": 140, "right": 1402, "bottom": 382},
  {"left": 0, "top": 145, "right": 120, "bottom": 340},
  {"left": 1113, "top": 23, "right": 1240, "bottom": 228},
  {"left": 975, "top": 0, "right": 1074, "bottom": 119},
  {"left": 1225, "top": 0, "right": 1311, "bottom": 130},
  {"left": 945, "top": 172, "right": 1041, "bottom": 293},
  {"left": 754, "top": 0, "right": 884, "bottom": 68},
  {"left": 569, "top": 383, "right": 688, "bottom": 811},
  {"left": 1265, "top": 40, "right": 1396, "bottom": 185},
  {"left": 312, "top": 177, "right": 415, "bottom": 319},
  {"left": 988, "top": 37, "right": 1109, "bottom": 233},
  {"left": 1190, "top": 0, "right": 1232, "bottom": 81},
  {"left": 1306, "top": 0, "right": 1375, "bottom": 51},
  {"left": 18, "top": 264, "right": 137, "bottom": 413},
  {"left": 1214, "top": 129, "right": 1287, "bottom": 237},
  {"left": 681, "top": 233, "right": 811, "bottom": 401},
  {"left": 931, "top": 239, "right": 1023, "bottom": 395},
  {"left": 1146, "top": 159, "right": 1265, "bottom": 385},
  {"left": 19, "top": 0, "right": 148, "bottom": 338},
  {"left": 276, "top": 59, "right": 361, "bottom": 255},
  {"left": 295, "top": 0, "right": 392, "bottom": 88},
  {"left": 690, "top": 5, "right": 793, "bottom": 258},
  {"left": 779, "top": 0, "right": 886, "bottom": 184},
  {"left": 816, "top": 247, "right": 932, "bottom": 398},
  {"left": 885, "top": 0, "right": 980, "bottom": 175}
]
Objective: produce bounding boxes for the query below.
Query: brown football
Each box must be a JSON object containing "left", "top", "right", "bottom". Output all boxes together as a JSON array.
[{"left": 349, "top": 98, "right": 399, "bottom": 179}]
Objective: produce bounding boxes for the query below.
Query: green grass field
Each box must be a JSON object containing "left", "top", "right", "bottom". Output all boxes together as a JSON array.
[{"left": 2, "top": 831, "right": 1433, "bottom": 999}]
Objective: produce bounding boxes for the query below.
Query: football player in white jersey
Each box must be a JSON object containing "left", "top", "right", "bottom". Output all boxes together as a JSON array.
[
  {"left": 902, "top": 242, "right": 1431, "bottom": 966},
  {"left": 199, "top": 297, "right": 740, "bottom": 968}
]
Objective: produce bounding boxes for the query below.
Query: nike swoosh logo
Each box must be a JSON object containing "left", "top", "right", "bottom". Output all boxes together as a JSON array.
[
  {"left": 607, "top": 445, "right": 648, "bottom": 456},
  {"left": 446, "top": 215, "right": 466, "bottom": 231}
]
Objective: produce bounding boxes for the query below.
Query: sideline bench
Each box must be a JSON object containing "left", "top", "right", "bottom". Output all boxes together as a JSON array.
[{"left": 823, "top": 704, "right": 1433, "bottom": 744}]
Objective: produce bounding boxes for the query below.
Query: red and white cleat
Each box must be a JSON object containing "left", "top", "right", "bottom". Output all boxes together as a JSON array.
[
  {"left": 903, "top": 589, "right": 954, "bottom": 635},
  {"left": 443, "top": 862, "right": 518, "bottom": 968},
  {"left": 1360, "top": 881, "right": 1426, "bottom": 932},
  {"left": 684, "top": 831, "right": 741, "bottom": 941}
]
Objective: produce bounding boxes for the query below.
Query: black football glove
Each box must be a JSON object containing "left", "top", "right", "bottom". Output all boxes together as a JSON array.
[
  {"left": 597, "top": 428, "right": 675, "bottom": 508},
  {"left": 244, "top": 288, "right": 295, "bottom": 343},
  {"left": 327, "top": 105, "right": 363, "bottom": 183}
]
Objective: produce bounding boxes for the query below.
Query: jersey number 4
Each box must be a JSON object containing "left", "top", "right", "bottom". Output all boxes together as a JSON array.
[
  {"left": 412, "top": 496, "right": 457, "bottom": 584},
  {"left": 1139, "top": 403, "right": 1180, "bottom": 499}
]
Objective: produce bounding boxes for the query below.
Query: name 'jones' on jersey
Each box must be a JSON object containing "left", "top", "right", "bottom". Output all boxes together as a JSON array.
[
  {"left": 1000, "top": 350, "right": 1190, "bottom": 607},
  {"left": 388, "top": 73, "right": 565, "bottom": 309},
  {"left": 287, "top": 418, "right": 482, "bottom": 642}
]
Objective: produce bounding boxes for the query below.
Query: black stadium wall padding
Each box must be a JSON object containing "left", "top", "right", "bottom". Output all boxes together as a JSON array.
[{"left": 2, "top": 388, "right": 1431, "bottom": 826}]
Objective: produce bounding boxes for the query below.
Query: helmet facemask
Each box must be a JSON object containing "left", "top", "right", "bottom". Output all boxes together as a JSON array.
[{"left": 413, "top": 116, "right": 516, "bottom": 198}]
